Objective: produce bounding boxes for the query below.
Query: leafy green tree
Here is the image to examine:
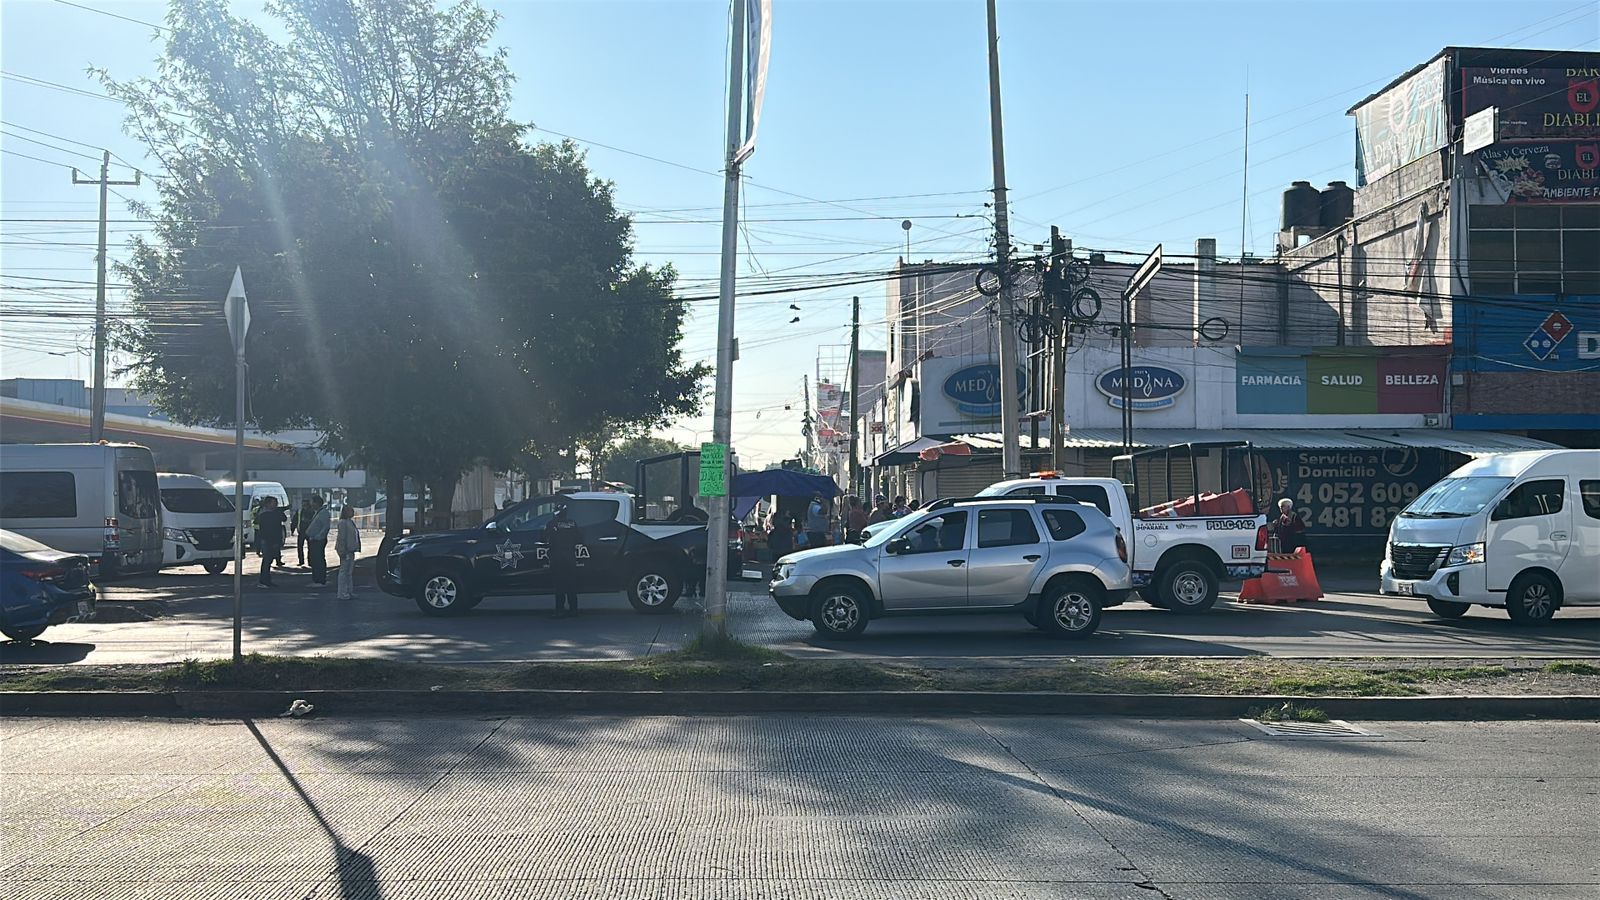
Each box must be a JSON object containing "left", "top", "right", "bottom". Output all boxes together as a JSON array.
[{"left": 104, "top": 0, "right": 705, "bottom": 538}]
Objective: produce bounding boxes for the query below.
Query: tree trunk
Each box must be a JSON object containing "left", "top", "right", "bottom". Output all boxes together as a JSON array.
[
  {"left": 384, "top": 473, "right": 406, "bottom": 541},
  {"left": 375, "top": 472, "right": 407, "bottom": 593},
  {"left": 430, "top": 476, "right": 458, "bottom": 531}
]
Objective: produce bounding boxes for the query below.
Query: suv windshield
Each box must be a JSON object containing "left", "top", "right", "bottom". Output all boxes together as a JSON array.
[
  {"left": 161, "top": 488, "right": 236, "bottom": 514},
  {"left": 1402, "top": 476, "right": 1514, "bottom": 518}
]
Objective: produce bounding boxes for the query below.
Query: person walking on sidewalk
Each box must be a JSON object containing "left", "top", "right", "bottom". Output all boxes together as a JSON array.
[
  {"left": 292, "top": 498, "right": 312, "bottom": 567},
  {"left": 335, "top": 504, "right": 361, "bottom": 600},
  {"left": 304, "top": 495, "right": 332, "bottom": 586},
  {"left": 255, "top": 496, "right": 287, "bottom": 587}
]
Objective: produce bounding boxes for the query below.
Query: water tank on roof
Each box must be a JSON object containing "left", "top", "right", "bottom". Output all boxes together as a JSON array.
[
  {"left": 1319, "top": 181, "right": 1355, "bottom": 229},
  {"left": 1281, "top": 181, "right": 1320, "bottom": 230}
]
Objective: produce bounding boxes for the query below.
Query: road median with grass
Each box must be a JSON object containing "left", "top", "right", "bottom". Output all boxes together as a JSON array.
[{"left": 4, "top": 637, "right": 1597, "bottom": 719}]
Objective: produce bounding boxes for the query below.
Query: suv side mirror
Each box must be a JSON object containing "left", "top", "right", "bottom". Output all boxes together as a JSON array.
[{"left": 885, "top": 538, "right": 911, "bottom": 555}]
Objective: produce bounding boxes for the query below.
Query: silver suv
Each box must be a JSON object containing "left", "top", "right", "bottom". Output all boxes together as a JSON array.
[{"left": 769, "top": 497, "right": 1132, "bottom": 639}]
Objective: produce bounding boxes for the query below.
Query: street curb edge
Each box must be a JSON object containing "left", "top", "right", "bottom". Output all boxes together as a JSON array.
[{"left": 3, "top": 690, "right": 1597, "bottom": 720}]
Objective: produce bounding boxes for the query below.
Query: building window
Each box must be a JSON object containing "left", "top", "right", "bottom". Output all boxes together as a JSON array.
[{"left": 1469, "top": 205, "right": 1600, "bottom": 295}]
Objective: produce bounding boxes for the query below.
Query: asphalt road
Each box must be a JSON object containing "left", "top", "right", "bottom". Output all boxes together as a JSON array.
[
  {"left": 1, "top": 561, "right": 1596, "bottom": 665},
  {"left": 4, "top": 715, "right": 1597, "bottom": 899}
]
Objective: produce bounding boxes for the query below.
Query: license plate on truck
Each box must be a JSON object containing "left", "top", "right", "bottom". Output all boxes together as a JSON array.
[{"left": 1395, "top": 581, "right": 1414, "bottom": 596}]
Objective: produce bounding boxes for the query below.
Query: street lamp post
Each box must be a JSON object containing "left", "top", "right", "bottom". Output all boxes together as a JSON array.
[{"left": 223, "top": 268, "right": 250, "bottom": 664}]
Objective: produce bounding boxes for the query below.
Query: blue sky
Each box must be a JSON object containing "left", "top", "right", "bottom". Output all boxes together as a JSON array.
[{"left": 3, "top": 0, "right": 1596, "bottom": 465}]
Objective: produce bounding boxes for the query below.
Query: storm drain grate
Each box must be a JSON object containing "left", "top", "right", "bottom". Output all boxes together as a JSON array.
[{"left": 1242, "top": 718, "right": 1378, "bottom": 738}]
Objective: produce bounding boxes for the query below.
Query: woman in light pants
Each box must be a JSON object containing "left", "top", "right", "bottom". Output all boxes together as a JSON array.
[{"left": 335, "top": 504, "right": 361, "bottom": 600}]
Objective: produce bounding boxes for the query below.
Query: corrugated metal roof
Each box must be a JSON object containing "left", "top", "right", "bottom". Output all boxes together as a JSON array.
[{"left": 955, "top": 428, "right": 1561, "bottom": 455}]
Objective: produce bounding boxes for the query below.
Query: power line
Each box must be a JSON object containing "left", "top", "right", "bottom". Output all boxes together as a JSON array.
[{"left": 50, "top": 0, "right": 169, "bottom": 31}]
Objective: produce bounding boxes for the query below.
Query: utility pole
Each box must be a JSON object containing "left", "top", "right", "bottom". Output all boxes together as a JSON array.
[
  {"left": 72, "top": 150, "right": 140, "bottom": 442},
  {"left": 985, "top": 0, "right": 1023, "bottom": 479},
  {"left": 702, "top": 0, "right": 749, "bottom": 638},
  {"left": 1050, "top": 228, "right": 1070, "bottom": 471},
  {"left": 847, "top": 296, "right": 861, "bottom": 499},
  {"left": 802, "top": 373, "right": 814, "bottom": 467}
]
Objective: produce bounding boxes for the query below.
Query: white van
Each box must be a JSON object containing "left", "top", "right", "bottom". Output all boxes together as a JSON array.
[
  {"left": 0, "top": 443, "right": 164, "bottom": 576},
  {"left": 1380, "top": 449, "right": 1600, "bottom": 623},
  {"left": 157, "top": 473, "right": 237, "bottom": 574},
  {"left": 211, "top": 480, "right": 290, "bottom": 548}
]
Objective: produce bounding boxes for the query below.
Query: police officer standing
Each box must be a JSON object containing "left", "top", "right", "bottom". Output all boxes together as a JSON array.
[{"left": 543, "top": 504, "right": 583, "bottom": 618}]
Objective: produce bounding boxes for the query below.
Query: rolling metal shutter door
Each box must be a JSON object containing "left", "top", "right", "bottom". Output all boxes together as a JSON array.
[{"left": 931, "top": 459, "right": 1004, "bottom": 500}]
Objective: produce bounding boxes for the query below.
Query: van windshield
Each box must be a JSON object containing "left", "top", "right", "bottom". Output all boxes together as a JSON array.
[
  {"left": 161, "top": 488, "right": 236, "bottom": 514},
  {"left": 1402, "top": 476, "right": 1513, "bottom": 519}
]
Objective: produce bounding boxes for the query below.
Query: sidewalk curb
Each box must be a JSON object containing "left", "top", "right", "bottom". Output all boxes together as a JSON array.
[{"left": 4, "top": 690, "right": 1596, "bottom": 720}]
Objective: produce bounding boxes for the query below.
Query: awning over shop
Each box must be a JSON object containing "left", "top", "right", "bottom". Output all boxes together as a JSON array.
[
  {"left": 871, "top": 435, "right": 947, "bottom": 466},
  {"left": 956, "top": 428, "right": 1561, "bottom": 456}
]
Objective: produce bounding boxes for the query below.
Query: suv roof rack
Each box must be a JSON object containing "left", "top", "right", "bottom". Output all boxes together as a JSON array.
[{"left": 924, "top": 495, "right": 1089, "bottom": 512}]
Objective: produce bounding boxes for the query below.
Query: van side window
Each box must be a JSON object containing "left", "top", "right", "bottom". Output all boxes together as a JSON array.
[
  {"left": 1581, "top": 480, "right": 1600, "bottom": 521},
  {"left": 0, "top": 472, "right": 77, "bottom": 518},
  {"left": 1040, "top": 508, "right": 1086, "bottom": 541},
  {"left": 1492, "top": 479, "right": 1566, "bottom": 521}
]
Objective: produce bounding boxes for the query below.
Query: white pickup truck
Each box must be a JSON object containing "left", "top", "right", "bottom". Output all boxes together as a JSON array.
[{"left": 979, "top": 442, "right": 1269, "bottom": 612}]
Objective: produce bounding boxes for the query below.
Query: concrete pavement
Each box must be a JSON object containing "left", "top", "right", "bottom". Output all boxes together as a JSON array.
[
  {"left": 2, "top": 563, "right": 1595, "bottom": 664},
  {"left": 3, "top": 715, "right": 1597, "bottom": 898}
]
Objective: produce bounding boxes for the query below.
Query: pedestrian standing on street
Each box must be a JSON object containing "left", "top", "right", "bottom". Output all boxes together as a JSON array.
[
  {"left": 255, "top": 496, "right": 287, "bottom": 588},
  {"left": 292, "top": 498, "right": 312, "bottom": 567},
  {"left": 544, "top": 504, "right": 582, "bottom": 617},
  {"left": 1274, "top": 498, "right": 1308, "bottom": 553},
  {"left": 335, "top": 504, "right": 361, "bottom": 600},
  {"left": 768, "top": 514, "right": 794, "bottom": 557},
  {"left": 304, "top": 495, "right": 332, "bottom": 586},
  {"left": 891, "top": 495, "right": 910, "bottom": 518},
  {"left": 867, "top": 495, "right": 891, "bottom": 525},
  {"left": 845, "top": 495, "right": 870, "bottom": 543},
  {"left": 804, "top": 494, "right": 830, "bottom": 549}
]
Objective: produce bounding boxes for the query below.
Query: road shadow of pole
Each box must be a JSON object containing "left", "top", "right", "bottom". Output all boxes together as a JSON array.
[{"left": 244, "top": 718, "right": 380, "bottom": 900}]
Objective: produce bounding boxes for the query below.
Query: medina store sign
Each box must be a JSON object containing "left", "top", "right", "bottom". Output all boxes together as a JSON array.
[{"left": 1095, "top": 365, "right": 1188, "bottom": 411}]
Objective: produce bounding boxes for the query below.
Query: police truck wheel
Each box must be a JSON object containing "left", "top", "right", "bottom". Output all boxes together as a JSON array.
[
  {"left": 202, "top": 561, "right": 228, "bottom": 575},
  {"left": 1159, "top": 561, "right": 1218, "bottom": 614},
  {"left": 1425, "top": 598, "right": 1470, "bottom": 619},
  {"left": 414, "top": 567, "right": 473, "bottom": 616},
  {"left": 1505, "top": 572, "right": 1559, "bottom": 625},
  {"left": 627, "top": 565, "right": 681, "bottom": 614},
  {"left": 1, "top": 624, "right": 48, "bottom": 642}
]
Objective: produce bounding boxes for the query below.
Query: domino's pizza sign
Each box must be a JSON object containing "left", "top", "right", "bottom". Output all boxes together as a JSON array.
[
  {"left": 1096, "top": 365, "right": 1188, "bottom": 411},
  {"left": 1524, "top": 311, "right": 1576, "bottom": 360}
]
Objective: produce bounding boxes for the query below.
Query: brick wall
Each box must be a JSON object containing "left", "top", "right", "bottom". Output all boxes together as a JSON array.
[{"left": 1454, "top": 370, "right": 1600, "bottom": 415}]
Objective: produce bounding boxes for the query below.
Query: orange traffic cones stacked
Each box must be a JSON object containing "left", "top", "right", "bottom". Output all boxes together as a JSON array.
[{"left": 1237, "top": 548, "right": 1324, "bottom": 604}]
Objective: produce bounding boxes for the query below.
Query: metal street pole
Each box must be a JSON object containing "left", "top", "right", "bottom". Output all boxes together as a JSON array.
[
  {"left": 223, "top": 268, "right": 250, "bottom": 664},
  {"left": 985, "top": 0, "right": 1022, "bottom": 478},
  {"left": 703, "top": 0, "right": 747, "bottom": 638},
  {"left": 847, "top": 295, "right": 861, "bottom": 498},
  {"left": 72, "top": 151, "right": 139, "bottom": 442}
]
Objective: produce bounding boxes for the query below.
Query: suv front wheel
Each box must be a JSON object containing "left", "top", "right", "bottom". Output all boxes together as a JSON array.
[
  {"left": 811, "top": 581, "right": 870, "bottom": 639},
  {"left": 1036, "top": 580, "right": 1103, "bottom": 639}
]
